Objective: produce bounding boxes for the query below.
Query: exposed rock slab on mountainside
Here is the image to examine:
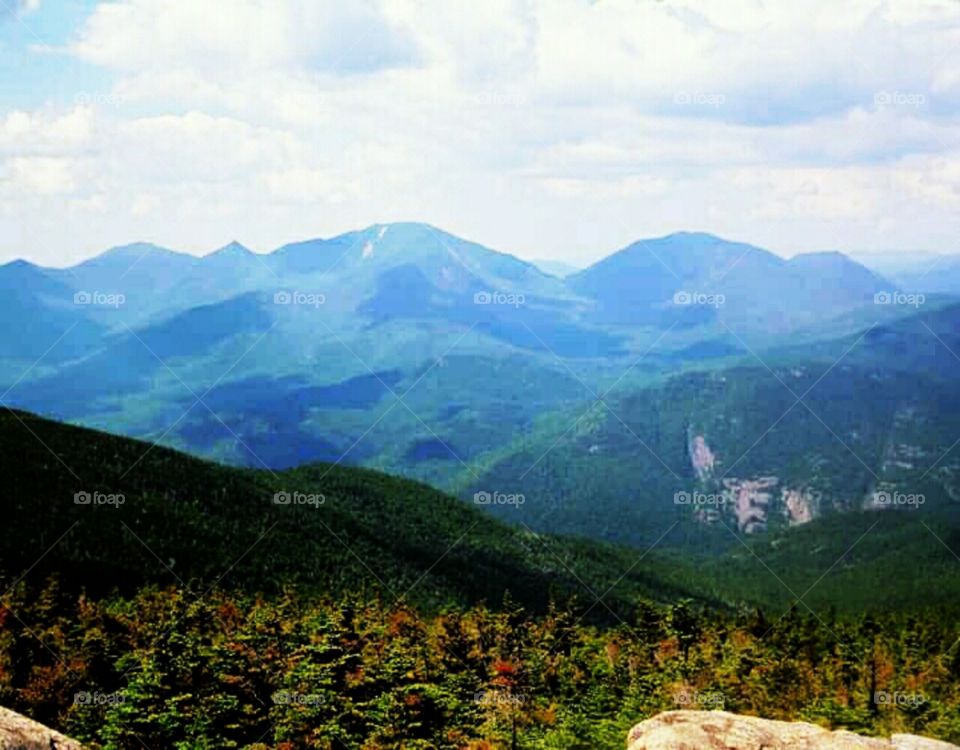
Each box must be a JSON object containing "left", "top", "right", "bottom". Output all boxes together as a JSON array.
[
  {"left": 626, "top": 711, "right": 958, "bottom": 750},
  {"left": 0, "top": 705, "right": 84, "bottom": 749}
]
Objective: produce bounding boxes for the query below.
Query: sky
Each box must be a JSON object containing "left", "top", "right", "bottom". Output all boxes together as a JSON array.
[{"left": 2, "top": 0, "right": 960, "bottom": 267}]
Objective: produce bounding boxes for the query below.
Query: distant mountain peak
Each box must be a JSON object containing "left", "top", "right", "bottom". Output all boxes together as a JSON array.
[
  {"left": 659, "top": 230, "right": 726, "bottom": 241},
  {"left": 0, "top": 258, "right": 64, "bottom": 292},
  {"left": 71, "top": 242, "right": 193, "bottom": 271},
  {"left": 207, "top": 240, "right": 255, "bottom": 259},
  {"left": 366, "top": 220, "right": 438, "bottom": 233},
  {"left": 785, "top": 250, "right": 892, "bottom": 293},
  {"left": 788, "top": 250, "right": 888, "bottom": 275},
  {"left": 640, "top": 231, "right": 769, "bottom": 252},
  {"left": 344, "top": 222, "right": 475, "bottom": 266},
  {"left": 98, "top": 242, "right": 175, "bottom": 258},
  {"left": 579, "top": 232, "right": 779, "bottom": 278},
  {"left": 1, "top": 258, "right": 42, "bottom": 272}
]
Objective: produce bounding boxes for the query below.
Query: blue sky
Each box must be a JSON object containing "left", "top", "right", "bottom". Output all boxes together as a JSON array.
[
  {"left": 1, "top": 1, "right": 96, "bottom": 106},
  {"left": 2, "top": 0, "right": 960, "bottom": 266}
]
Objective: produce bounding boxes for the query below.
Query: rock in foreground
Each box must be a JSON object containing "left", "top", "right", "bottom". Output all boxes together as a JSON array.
[
  {"left": 626, "top": 711, "right": 958, "bottom": 750},
  {"left": 0, "top": 705, "right": 84, "bottom": 749}
]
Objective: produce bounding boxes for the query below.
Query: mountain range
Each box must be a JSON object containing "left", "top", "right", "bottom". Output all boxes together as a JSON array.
[
  {"left": 2, "top": 223, "right": 958, "bottom": 553},
  {"left": 851, "top": 250, "right": 960, "bottom": 295}
]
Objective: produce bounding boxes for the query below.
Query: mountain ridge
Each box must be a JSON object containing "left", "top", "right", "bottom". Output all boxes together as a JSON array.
[
  {"left": 8, "top": 225, "right": 879, "bottom": 287},
  {"left": 0, "top": 224, "right": 950, "bottom": 550}
]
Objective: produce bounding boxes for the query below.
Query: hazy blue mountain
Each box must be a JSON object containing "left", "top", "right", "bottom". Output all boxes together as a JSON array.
[
  {"left": 268, "top": 231, "right": 357, "bottom": 275},
  {"left": 897, "top": 256, "right": 960, "bottom": 294},
  {"left": 568, "top": 232, "right": 782, "bottom": 326},
  {"left": 49, "top": 243, "right": 197, "bottom": 325},
  {"left": 3, "top": 250, "right": 601, "bottom": 470},
  {"left": 784, "top": 250, "right": 889, "bottom": 312},
  {"left": 850, "top": 250, "right": 941, "bottom": 277},
  {"left": 569, "top": 232, "right": 890, "bottom": 332},
  {"left": 786, "top": 249, "right": 887, "bottom": 288},
  {"left": 0, "top": 224, "right": 930, "bottom": 531},
  {"left": 59, "top": 241, "right": 197, "bottom": 285},
  {"left": 0, "top": 260, "right": 106, "bottom": 366},
  {"left": 266, "top": 223, "right": 618, "bottom": 357},
  {"left": 4, "top": 291, "right": 280, "bottom": 418},
  {"left": 204, "top": 239, "right": 256, "bottom": 262},
  {"left": 0, "top": 258, "right": 74, "bottom": 302},
  {"left": 177, "top": 241, "right": 278, "bottom": 309},
  {"left": 197, "top": 241, "right": 266, "bottom": 280},
  {"left": 47, "top": 241, "right": 283, "bottom": 327},
  {"left": 273, "top": 223, "right": 568, "bottom": 295},
  {"left": 851, "top": 250, "right": 960, "bottom": 294}
]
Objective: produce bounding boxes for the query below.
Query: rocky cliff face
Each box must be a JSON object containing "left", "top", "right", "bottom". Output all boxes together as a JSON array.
[
  {"left": 627, "top": 711, "right": 959, "bottom": 750},
  {"left": 680, "top": 391, "right": 960, "bottom": 538},
  {"left": 0, "top": 705, "right": 84, "bottom": 749},
  {"left": 686, "top": 432, "right": 824, "bottom": 534}
]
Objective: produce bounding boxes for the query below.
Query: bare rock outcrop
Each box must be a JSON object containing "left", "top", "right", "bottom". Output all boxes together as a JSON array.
[
  {"left": 0, "top": 705, "right": 84, "bottom": 750},
  {"left": 626, "top": 711, "right": 958, "bottom": 750}
]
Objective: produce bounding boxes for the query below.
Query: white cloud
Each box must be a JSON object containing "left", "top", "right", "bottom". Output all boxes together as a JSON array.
[
  {"left": 894, "top": 153, "right": 960, "bottom": 209},
  {"left": 261, "top": 167, "right": 346, "bottom": 203},
  {"left": 528, "top": 0, "right": 960, "bottom": 122},
  {"left": 3, "top": 0, "right": 960, "bottom": 264},
  {"left": 115, "top": 112, "right": 302, "bottom": 182},
  {"left": 882, "top": 0, "right": 960, "bottom": 25},
  {"left": 2, "top": 156, "right": 79, "bottom": 195},
  {"left": 730, "top": 166, "right": 884, "bottom": 221},
  {"left": 69, "top": 0, "right": 421, "bottom": 74},
  {"left": 69, "top": 0, "right": 960, "bottom": 121},
  {"left": 0, "top": 107, "right": 94, "bottom": 154}
]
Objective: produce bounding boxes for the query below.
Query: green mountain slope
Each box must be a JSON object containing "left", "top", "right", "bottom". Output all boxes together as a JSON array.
[
  {"left": 0, "top": 409, "right": 706, "bottom": 616},
  {"left": 692, "top": 504, "right": 960, "bottom": 612},
  {"left": 464, "top": 303, "right": 960, "bottom": 550},
  {"left": 2, "top": 410, "right": 960, "bottom": 618}
]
